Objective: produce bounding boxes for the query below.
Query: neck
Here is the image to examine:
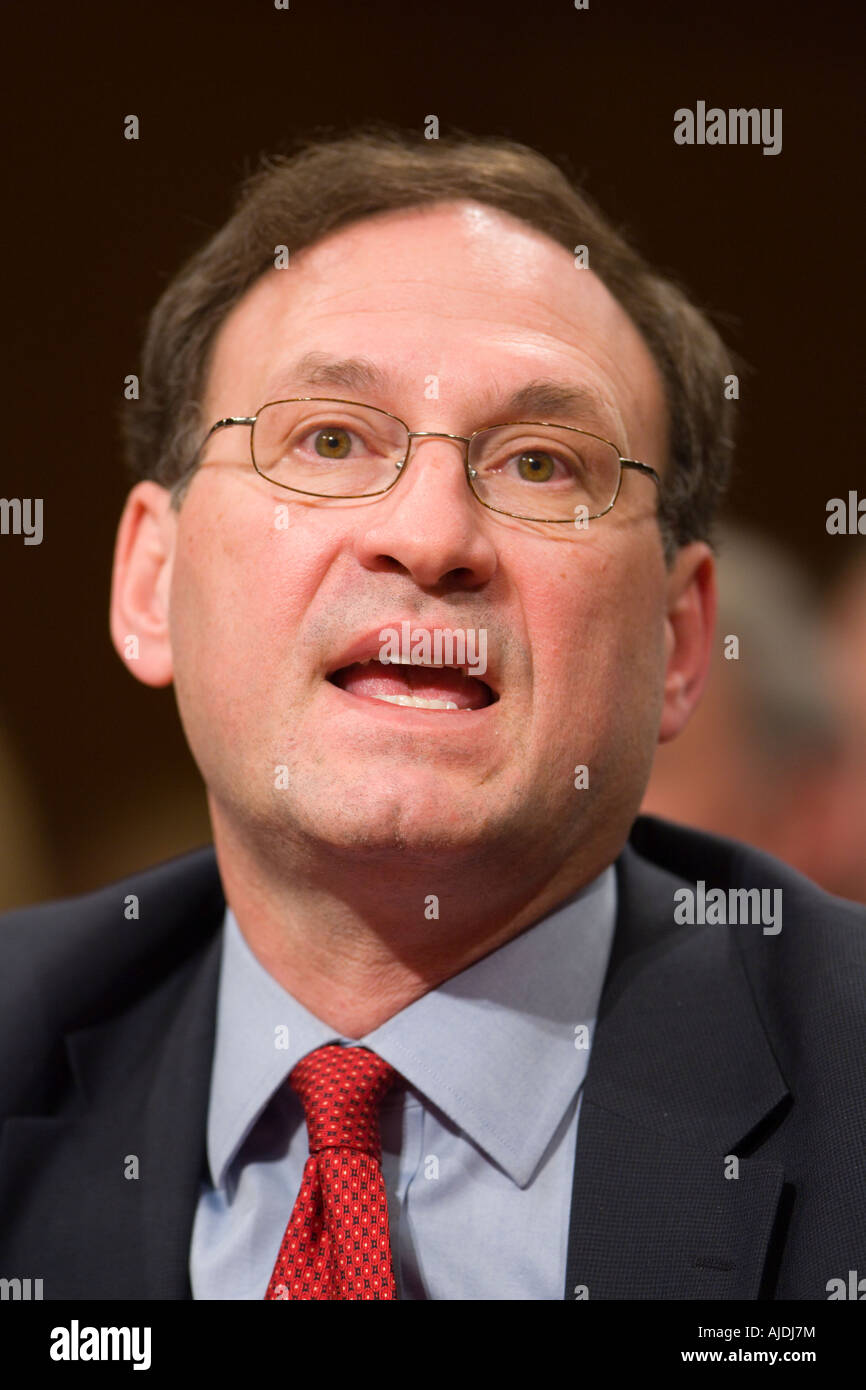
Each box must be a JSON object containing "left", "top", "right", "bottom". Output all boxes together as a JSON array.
[{"left": 209, "top": 803, "right": 623, "bottom": 1037}]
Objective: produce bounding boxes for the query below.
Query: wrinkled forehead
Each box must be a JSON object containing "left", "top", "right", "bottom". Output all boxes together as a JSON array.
[{"left": 201, "top": 201, "right": 669, "bottom": 462}]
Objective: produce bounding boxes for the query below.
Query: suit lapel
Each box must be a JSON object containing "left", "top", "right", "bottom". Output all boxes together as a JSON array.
[
  {"left": 563, "top": 839, "right": 789, "bottom": 1300},
  {"left": 140, "top": 928, "right": 223, "bottom": 1298}
]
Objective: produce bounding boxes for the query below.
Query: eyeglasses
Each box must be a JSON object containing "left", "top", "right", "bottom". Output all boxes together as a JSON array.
[{"left": 192, "top": 397, "right": 660, "bottom": 524}]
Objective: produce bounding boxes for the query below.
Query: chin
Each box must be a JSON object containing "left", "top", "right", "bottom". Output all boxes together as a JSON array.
[{"left": 281, "top": 789, "right": 500, "bottom": 862}]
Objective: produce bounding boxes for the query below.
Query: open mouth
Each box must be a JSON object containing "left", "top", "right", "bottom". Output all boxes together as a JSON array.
[{"left": 326, "top": 658, "right": 498, "bottom": 711}]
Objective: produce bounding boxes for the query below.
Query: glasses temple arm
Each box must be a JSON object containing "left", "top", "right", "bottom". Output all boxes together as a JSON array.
[
  {"left": 184, "top": 416, "right": 256, "bottom": 476},
  {"left": 621, "top": 459, "right": 661, "bottom": 486}
]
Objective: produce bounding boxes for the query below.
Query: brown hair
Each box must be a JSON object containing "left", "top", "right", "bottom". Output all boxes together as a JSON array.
[{"left": 121, "top": 123, "right": 738, "bottom": 556}]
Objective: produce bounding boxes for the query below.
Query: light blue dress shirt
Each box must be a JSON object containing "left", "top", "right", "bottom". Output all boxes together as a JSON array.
[{"left": 190, "top": 865, "right": 616, "bottom": 1300}]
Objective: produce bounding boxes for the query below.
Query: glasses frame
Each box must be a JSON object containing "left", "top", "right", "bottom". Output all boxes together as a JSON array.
[{"left": 192, "top": 396, "right": 661, "bottom": 524}]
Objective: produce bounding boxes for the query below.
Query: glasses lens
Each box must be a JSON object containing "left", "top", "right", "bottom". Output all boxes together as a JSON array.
[
  {"left": 469, "top": 424, "right": 621, "bottom": 521},
  {"left": 251, "top": 400, "right": 408, "bottom": 496}
]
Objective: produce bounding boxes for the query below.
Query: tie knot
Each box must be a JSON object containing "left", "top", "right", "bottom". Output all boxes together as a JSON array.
[{"left": 290, "top": 1044, "right": 399, "bottom": 1158}]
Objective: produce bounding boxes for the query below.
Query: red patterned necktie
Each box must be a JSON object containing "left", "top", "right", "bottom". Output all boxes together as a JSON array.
[{"left": 265, "top": 1044, "right": 401, "bottom": 1300}]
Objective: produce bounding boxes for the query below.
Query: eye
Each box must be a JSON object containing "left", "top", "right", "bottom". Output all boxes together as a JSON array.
[
  {"left": 507, "top": 447, "right": 586, "bottom": 484},
  {"left": 312, "top": 426, "right": 354, "bottom": 459},
  {"left": 514, "top": 449, "right": 557, "bottom": 483}
]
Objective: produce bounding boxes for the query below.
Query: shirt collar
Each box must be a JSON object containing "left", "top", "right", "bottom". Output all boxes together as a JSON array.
[{"left": 207, "top": 866, "right": 616, "bottom": 1190}]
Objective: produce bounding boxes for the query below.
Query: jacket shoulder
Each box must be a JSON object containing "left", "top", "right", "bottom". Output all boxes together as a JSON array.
[
  {"left": 0, "top": 846, "right": 225, "bottom": 1030},
  {"left": 628, "top": 813, "right": 866, "bottom": 934},
  {"left": 626, "top": 814, "right": 866, "bottom": 1058}
]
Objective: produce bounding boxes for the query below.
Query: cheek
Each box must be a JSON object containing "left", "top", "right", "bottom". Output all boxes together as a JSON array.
[
  {"left": 528, "top": 537, "right": 667, "bottom": 745},
  {"left": 167, "top": 494, "right": 300, "bottom": 735}
]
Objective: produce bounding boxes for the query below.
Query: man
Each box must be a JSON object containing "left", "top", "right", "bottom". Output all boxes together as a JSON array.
[{"left": 1, "top": 128, "right": 863, "bottom": 1301}]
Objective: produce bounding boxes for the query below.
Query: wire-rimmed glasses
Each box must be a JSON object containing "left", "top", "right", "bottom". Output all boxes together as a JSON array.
[{"left": 193, "top": 397, "right": 660, "bottom": 524}]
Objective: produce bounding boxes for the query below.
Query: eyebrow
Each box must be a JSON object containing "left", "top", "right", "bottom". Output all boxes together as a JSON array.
[{"left": 261, "top": 351, "right": 621, "bottom": 439}]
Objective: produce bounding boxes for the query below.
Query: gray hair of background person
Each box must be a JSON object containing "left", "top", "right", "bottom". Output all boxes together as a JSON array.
[{"left": 714, "top": 525, "right": 838, "bottom": 765}]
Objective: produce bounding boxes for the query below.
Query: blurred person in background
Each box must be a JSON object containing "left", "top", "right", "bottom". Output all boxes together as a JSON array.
[
  {"left": 817, "top": 557, "right": 866, "bottom": 904},
  {"left": 642, "top": 525, "right": 854, "bottom": 893}
]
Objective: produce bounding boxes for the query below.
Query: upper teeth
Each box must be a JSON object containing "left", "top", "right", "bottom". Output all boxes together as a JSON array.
[{"left": 358, "top": 656, "right": 472, "bottom": 674}]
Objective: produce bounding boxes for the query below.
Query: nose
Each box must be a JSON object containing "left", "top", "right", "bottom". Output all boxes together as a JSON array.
[{"left": 350, "top": 433, "right": 498, "bottom": 591}]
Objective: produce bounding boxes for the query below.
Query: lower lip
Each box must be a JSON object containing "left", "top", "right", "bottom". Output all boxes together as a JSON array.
[{"left": 323, "top": 678, "right": 500, "bottom": 728}]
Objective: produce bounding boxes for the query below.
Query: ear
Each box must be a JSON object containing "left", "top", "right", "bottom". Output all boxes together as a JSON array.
[
  {"left": 657, "top": 541, "right": 717, "bottom": 745},
  {"left": 109, "top": 482, "right": 177, "bottom": 687}
]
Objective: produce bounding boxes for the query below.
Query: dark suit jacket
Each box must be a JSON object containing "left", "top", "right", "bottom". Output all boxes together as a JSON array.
[{"left": 1, "top": 815, "right": 864, "bottom": 1300}]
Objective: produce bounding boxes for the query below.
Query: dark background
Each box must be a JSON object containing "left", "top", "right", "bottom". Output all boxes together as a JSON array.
[{"left": 1, "top": 0, "right": 862, "bottom": 904}]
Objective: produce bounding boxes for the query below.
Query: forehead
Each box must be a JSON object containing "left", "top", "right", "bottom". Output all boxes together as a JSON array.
[{"left": 203, "top": 201, "right": 668, "bottom": 455}]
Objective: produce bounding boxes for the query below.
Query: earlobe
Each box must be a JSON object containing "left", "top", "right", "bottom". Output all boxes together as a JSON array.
[
  {"left": 657, "top": 542, "right": 717, "bottom": 745},
  {"left": 109, "top": 482, "right": 177, "bottom": 688}
]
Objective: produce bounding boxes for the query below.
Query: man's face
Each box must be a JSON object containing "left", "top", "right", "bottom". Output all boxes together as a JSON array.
[{"left": 120, "top": 201, "right": 701, "bottom": 882}]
